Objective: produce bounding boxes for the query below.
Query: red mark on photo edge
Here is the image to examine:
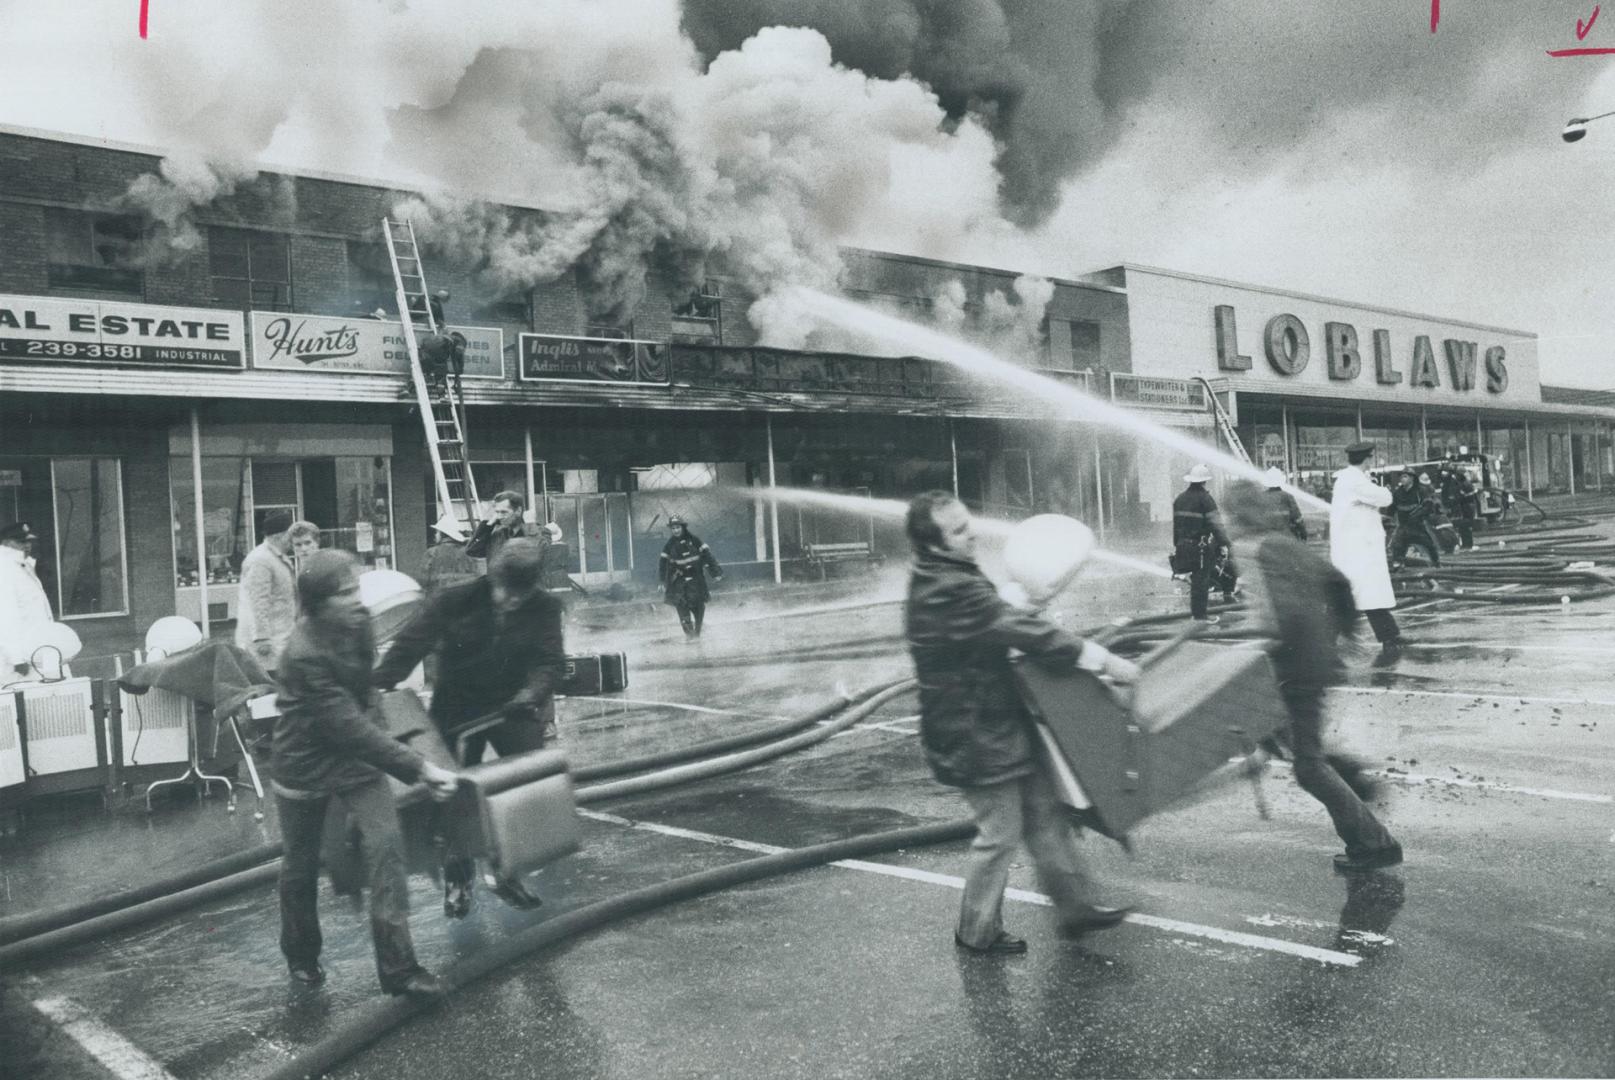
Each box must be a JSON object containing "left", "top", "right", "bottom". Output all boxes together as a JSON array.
[
  {"left": 1580, "top": 5, "right": 1602, "bottom": 38},
  {"left": 1548, "top": 46, "right": 1615, "bottom": 54},
  {"left": 139, "top": 0, "right": 148, "bottom": 38},
  {"left": 1431, "top": 0, "right": 1439, "bottom": 33}
]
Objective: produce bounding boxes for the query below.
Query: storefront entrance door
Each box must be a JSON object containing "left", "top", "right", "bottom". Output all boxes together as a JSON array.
[{"left": 548, "top": 492, "right": 632, "bottom": 586}]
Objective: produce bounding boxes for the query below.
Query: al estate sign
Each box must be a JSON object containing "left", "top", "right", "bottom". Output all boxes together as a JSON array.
[
  {"left": 0, "top": 295, "right": 244, "bottom": 368},
  {"left": 1213, "top": 305, "right": 1510, "bottom": 395},
  {"left": 250, "top": 312, "right": 504, "bottom": 378}
]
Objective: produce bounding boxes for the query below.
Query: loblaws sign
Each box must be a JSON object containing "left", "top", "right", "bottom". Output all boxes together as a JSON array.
[{"left": 1213, "top": 306, "right": 1508, "bottom": 394}]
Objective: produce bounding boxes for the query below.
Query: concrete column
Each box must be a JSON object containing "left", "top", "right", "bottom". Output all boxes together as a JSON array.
[
  {"left": 1524, "top": 419, "right": 1534, "bottom": 499},
  {"left": 1420, "top": 407, "right": 1429, "bottom": 460},
  {"left": 766, "top": 414, "right": 782, "bottom": 585},
  {"left": 189, "top": 406, "right": 209, "bottom": 639},
  {"left": 1474, "top": 412, "right": 1483, "bottom": 455},
  {"left": 948, "top": 418, "right": 959, "bottom": 497},
  {"left": 1092, "top": 427, "right": 1106, "bottom": 544},
  {"left": 1281, "top": 404, "right": 1293, "bottom": 476},
  {"left": 1568, "top": 421, "right": 1577, "bottom": 495},
  {"left": 524, "top": 427, "right": 537, "bottom": 520},
  {"left": 1356, "top": 404, "right": 1364, "bottom": 442}
]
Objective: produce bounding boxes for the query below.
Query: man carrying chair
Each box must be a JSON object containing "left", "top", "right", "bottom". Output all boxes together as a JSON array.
[{"left": 374, "top": 538, "right": 565, "bottom": 916}]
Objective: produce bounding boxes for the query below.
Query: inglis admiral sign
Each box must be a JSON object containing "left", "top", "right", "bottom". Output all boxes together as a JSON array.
[
  {"left": 518, "top": 333, "right": 670, "bottom": 386},
  {"left": 0, "top": 296, "right": 244, "bottom": 368}
]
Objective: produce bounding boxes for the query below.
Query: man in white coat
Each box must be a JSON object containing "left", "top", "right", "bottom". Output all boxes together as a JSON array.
[
  {"left": 0, "top": 521, "right": 54, "bottom": 680},
  {"left": 1330, "top": 441, "right": 1405, "bottom": 667}
]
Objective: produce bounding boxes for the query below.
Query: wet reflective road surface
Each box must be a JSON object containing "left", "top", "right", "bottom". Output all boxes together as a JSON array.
[{"left": 5, "top": 552, "right": 1615, "bottom": 1079}]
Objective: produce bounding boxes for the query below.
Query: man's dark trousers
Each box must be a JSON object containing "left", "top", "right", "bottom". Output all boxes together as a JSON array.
[
  {"left": 1282, "top": 686, "right": 1397, "bottom": 858},
  {"left": 277, "top": 777, "right": 420, "bottom": 991},
  {"left": 1189, "top": 566, "right": 1211, "bottom": 619}
]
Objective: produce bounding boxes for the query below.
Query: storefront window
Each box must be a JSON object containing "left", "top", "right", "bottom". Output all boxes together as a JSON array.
[
  {"left": 1482, "top": 424, "right": 1527, "bottom": 492},
  {"left": 1360, "top": 414, "right": 1421, "bottom": 471},
  {"left": 169, "top": 457, "right": 252, "bottom": 588},
  {"left": 1425, "top": 424, "right": 1475, "bottom": 461},
  {"left": 0, "top": 456, "right": 129, "bottom": 618},
  {"left": 170, "top": 455, "right": 396, "bottom": 592},
  {"left": 1290, "top": 412, "right": 1356, "bottom": 501}
]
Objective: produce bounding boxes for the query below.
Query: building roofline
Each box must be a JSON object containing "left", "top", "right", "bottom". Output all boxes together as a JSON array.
[
  {"left": 0, "top": 122, "right": 560, "bottom": 213},
  {"left": 1096, "top": 262, "right": 1537, "bottom": 339},
  {"left": 838, "top": 244, "right": 1128, "bottom": 295}
]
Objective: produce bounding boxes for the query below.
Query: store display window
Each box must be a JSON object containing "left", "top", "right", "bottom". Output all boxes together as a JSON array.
[{"left": 0, "top": 456, "right": 129, "bottom": 619}]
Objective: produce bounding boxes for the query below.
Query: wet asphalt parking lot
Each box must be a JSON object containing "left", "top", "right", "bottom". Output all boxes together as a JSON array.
[{"left": 4, "top": 536, "right": 1615, "bottom": 1080}]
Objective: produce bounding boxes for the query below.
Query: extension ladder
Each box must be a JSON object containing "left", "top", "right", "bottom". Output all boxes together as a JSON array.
[
  {"left": 382, "top": 217, "right": 480, "bottom": 526},
  {"left": 1193, "top": 377, "right": 1251, "bottom": 466}
]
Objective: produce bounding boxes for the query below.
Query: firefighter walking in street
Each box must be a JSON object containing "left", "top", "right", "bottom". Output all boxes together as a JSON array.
[
  {"left": 1172, "top": 464, "right": 1229, "bottom": 623},
  {"left": 659, "top": 516, "right": 722, "bottom": 639}
]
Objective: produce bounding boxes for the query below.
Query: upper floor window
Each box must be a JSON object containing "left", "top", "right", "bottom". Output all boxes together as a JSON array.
[
  {"left": 210, "top": 227, "right": 292, "bottom": 311},
  {"left": 585, "top": 321, "right": 635, "bottom": 341},
  {"left": 671, "top": 281, "right": 723, "bottom": 345},
  {"left": 45, "top": 209, "right": 145, "bottom": 296},
  {"left": 1046, "top": 317, "right": 1101, "bottom": 370}
]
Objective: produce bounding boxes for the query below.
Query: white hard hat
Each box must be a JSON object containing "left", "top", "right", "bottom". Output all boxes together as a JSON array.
[
  {"left": 1183, "top": 464, "right": 1213, "bottom": 484},
  {"left": 1263, "top": 467, "right": 1286, "bottom": 488},
  {"left": 1002, "top": 514, "right": 1096, "bottom": 605},
  {"left": 144, "top": 616, "right": 200, "bottom": 660},
  {"left": 432, "top": 512, "right": 467, "bottom": 542}
]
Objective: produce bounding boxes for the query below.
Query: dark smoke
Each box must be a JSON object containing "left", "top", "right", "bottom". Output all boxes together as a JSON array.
[{"left": 681, "top": 0, "right": 1112, "bottom": 228}]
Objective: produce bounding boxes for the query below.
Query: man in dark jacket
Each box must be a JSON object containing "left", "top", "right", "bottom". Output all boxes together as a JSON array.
[
  {"left": 1389, "top": 471, "right": 1441, "bottom": 568},
  {"left": 905, "top": 491, "right": 1136, "bottom": 955},
  {"left": 466, "top": 490, "right": 537, "bottom": 566},
  {"left": 1173, "top": 464, "right": 1229, "bottom": 622},
  {"left": 374, "top": 538, "right": 565, "bottom": 916},
  {"left": 659, "top": 516, "right": 722, "bottom": 638},
  {"left": 271, "top": 550, "right": 459, "bottom": 997},
  {"left": 1264, "top": 466, "right": 1308, "bottom": 541},
  {"left": 1453, "top": 473, "right": 1481, "bottom": 550},
  {"left": 1223, "top": 482, "right": 1403, "bottom": 874}
]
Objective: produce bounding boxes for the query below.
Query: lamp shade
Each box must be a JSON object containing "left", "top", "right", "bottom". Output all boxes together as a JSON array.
[
  {"left": 144, "top": 616, "right": 201, "bottom": 659},
  {"left": 1002, "top": 514, "right": 1095, "bottom": 605},
  {"left": 359, "top": 568, "right": 423, "bottom": 644}
]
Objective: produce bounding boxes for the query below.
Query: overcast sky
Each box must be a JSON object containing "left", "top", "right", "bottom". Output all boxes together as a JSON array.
[{"left": 4, "top": 0, "right": 1615, "bottom": 384}]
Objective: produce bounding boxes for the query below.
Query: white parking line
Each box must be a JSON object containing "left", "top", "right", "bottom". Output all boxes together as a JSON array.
[
  {"left": 31, "top": 996, "right": 177, "bottom": 1080},
  {"left": 578, "top": 809, "right": 1361, "bottom": 967}
]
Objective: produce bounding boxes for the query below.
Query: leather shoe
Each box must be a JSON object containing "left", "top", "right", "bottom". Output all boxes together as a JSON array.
[
  {"left": 1061, "top": 905, "right": 1133, "bottom": 936},
  {"left": 1371, "top": 643, "right": 1402, "bottom": 668},
  {"left": 386, "top": 970, "right": 446, "bottom": 1001},
  {"left": 954, "top": 930, "right": 1028, "bottom": 955},
  {"left": 1333, "top": 842, "right": 1404, "bottom": 874},
  {"left": 490, "top": 877, "right": 544, "bottom": 910},
  {"left": 288, "top": 963, "right": 326, "bottom": 986}
]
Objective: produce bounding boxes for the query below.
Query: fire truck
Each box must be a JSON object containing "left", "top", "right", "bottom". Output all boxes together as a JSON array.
[{"left": 1367, "top": 453, "right": 1514, "bottom": 523}]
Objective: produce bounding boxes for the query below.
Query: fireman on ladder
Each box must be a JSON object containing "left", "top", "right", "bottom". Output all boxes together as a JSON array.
[{"left": 411, "top": 289, "right": 465, "bottom": 396}]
